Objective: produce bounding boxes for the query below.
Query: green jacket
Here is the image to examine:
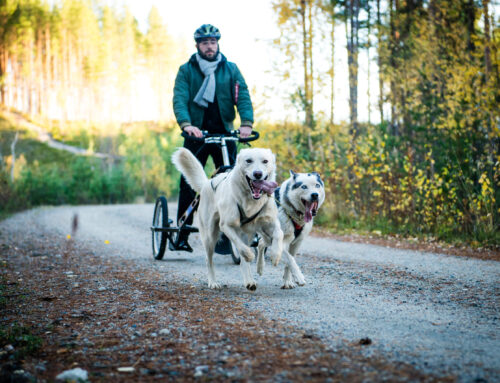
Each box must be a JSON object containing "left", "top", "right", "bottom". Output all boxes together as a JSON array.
[{"left": 173, "top": 53, "right": 254, "bottom": 132}]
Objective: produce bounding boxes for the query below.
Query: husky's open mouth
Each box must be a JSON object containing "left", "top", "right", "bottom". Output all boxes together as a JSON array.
[
  {"left": 246, "top": 176, "right": 278, "bottom": 200},
  {"left": 302, "top": 199, "right": 319, "bottom": 222}
]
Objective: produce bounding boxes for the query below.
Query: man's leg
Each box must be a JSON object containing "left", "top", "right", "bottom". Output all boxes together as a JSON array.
[{"left": 173, "top": 140, "right": 209, "bottom": 251}]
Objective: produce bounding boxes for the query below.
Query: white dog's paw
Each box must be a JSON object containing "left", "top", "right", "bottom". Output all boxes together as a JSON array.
[
  {"left": 208, "top": 281, "right": 221, "bottom": 289},
  {"left": 269, "top": 250, "right": 281, "bottom": 267},
  {"left": 240, "top": 247, "right": 255, "bottom": 263},
  {"left": 292, "top": 272, "right": 306, "bottom": 286},
  {"left": 281, "top": 280, "right": 296, "bottom": 289},
  {"left": 246, "top": 282, "right": 257, "bottom": 291},
  {"left": 295, "top": 276, "right": 306, "bottom": 286}
]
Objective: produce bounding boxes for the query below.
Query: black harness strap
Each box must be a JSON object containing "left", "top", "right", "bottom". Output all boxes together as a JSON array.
[
  {"left": 211, "top": 173, "right": 229, "bottom": 191},
  {"left": 238, "top": 204, "right": 265, "bottom": 226},
  {"left": 274, "top": 187, "right": 281, "bottom": 206}
]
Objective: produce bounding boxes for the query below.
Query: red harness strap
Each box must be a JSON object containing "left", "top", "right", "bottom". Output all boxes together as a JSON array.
[{"left": 292, "top": 220, "right": 304, "bottom": 238}]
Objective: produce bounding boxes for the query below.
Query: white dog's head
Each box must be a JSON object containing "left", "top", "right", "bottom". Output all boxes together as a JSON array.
[
  {"left": 236, "top": 148, "right": 278, "bottom": 200},
  {"left": 284, "top": 170, "right": 326, "bottom": 222}
]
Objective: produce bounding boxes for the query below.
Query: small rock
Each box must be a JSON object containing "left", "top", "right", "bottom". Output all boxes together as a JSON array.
[
  {"left": 35, "top": 363, "right": 47, "bottom": 372},
  {"left": 4, "top": 345, "right": 14, "bottom": 352},
  {"left": 194, "top": 365, "right": 209, "bottom": 377},
  {"left": 56, "top": 367, "right": 88, "bottom": 381},
  {"left": 359, "top": 337, "right": 372, "bottom": 345},
  {"left": 117, "top": 366, "right": 135, "bottom": 372},
  {"left": 159, "top": 329, "right": 170, "bottom": 335}
]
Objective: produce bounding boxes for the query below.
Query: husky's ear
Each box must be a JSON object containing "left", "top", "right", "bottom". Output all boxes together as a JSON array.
[
  {"left": 312, "top": 171, "right": 324, "bottom": 186},
  {"left": 290, "top": 170, "right": 298, "bottom": 180}
]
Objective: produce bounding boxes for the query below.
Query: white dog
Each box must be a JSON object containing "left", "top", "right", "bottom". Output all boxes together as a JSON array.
[
  {"left": 257, "top": 170, "right": 325, "bottom": 289},
  {"left": 172, "top": 147, "right": 283, "bottom": 290}
]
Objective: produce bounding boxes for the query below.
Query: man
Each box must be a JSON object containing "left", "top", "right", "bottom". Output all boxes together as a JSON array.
[{"left": 172, "top": 24, "right": 254, "bottom": 251}]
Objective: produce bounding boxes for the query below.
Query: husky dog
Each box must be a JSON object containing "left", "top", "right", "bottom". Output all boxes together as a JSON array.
[
  {"left": 257, "top": 170, "right": 325, "bottom": 289},
  {"left": 172, "top": 147, "right": 283, "bottom": 290}
]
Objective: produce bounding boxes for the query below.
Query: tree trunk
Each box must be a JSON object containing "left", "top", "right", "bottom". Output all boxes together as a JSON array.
[
  {"left": 300, "top": 0, "right": 313, "bottom": 129},
  {"left": 377, "top": 0, "right": 384, "bottom": 123},
  {"left": 389, "top": 0, "right": 398, "bottom": 136},
  {"left": 482, "top": 0, "right": 492, "bottom": 78},
  {"left": 307, "top": 0, "right": 314, "bottom": 128},
  {"left": 347, "top": 0, "right": 360, "bottom": 136},
  {"left": 10, "top": 132, "right": 19, "bottom": 182},
  {"left": 330, "top": 11, "right": 335, "bottom": 126},
  {"left": 367, "top": 3, "right": 371, "bottom": 125}
]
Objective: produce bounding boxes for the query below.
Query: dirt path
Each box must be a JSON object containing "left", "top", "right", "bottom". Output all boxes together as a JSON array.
[{"left": 1, "top": 204, "right": 499, "bottom": 382}]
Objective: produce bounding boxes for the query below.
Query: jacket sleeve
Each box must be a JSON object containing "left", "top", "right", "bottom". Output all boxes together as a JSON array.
[
  {"left": 173, "top": 65, "right": 192, "bottom": 129},
  {"left": 232, "top": 64, "right": 254, "bottom": 127}
]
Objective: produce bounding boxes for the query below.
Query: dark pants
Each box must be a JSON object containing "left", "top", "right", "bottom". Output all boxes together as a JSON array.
[{"left": 177, "top": 138, "right": 237, "bottom": 228}]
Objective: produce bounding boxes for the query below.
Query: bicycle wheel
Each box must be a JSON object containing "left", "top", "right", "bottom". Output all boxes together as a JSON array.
[
  {"left": 215, "top": 233, "right": 241, "bottom": 264},
  {"left": 152, "top": 196, "right": 169, "bottom": 260}
]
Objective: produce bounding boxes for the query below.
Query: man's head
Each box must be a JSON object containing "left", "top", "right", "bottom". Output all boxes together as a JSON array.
[{"left": 194, "top": 24, "right": 221, "bottom": 61}]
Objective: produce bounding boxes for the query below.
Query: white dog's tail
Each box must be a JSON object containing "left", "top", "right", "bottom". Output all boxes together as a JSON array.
[{"left": 171, "top": 148, "right": 208, "bottom": 193}]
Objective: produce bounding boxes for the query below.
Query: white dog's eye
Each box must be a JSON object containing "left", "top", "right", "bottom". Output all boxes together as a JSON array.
[
  {"left": 316, "top": 184, "right": 321, "bottom": 188},
  {"left": 263, "top": 159, "right": 268, "bottom": 164},
  {"left": 246, "top": 159, "right": 253, "bottom": 164},
  {"left": 301, "top": 185, "right": 308, "bottom": 189}
]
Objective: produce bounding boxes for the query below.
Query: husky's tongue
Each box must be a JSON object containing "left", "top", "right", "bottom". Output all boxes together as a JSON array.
[
  {"left": 304, "top": 200, "right": 318, "bottom": 223},
  {"left": 252, "top": 180, "right": 278, "bottom": 195}
]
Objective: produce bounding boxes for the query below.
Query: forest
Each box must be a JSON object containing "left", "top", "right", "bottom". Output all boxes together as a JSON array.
[{"left": 0, "top": 0, "right": 498, "bottom": 246}]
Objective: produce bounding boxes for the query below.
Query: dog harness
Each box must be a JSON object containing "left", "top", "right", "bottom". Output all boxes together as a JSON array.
[
  {"left": 274, "top": 187, "right": 304, "bottom": 238},
  {"left": 211, "top": 173, "right": 265, "bottom": 225},
  {"left": 237, "top": 204, "right": 265, "bottom": 226}
]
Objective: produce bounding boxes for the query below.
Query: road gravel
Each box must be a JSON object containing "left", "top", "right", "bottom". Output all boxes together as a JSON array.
[{"left": 1, "top": 204, "right": 499, "bottom": 382}]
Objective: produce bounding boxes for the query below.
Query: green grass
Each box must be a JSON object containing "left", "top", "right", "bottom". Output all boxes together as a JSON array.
[
  {"left": 0, "top": 267, "right": 42, "bottom": 359},
  {"left": 0, "top": 324, "right": 42, "bottom": 359}
]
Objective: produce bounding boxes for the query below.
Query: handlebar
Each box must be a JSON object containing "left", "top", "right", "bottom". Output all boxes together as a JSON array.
[{"left": 181, "top": 129, "right": 260, "bottom": 144}]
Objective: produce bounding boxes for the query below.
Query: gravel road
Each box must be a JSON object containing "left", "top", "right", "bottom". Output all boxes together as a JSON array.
[{"left": 2, "top": 204, "right": 499, "bottom": 382}]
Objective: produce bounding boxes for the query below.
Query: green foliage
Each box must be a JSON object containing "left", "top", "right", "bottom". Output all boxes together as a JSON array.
[
  {"left": 258, "top": 119, "right": 499, "bottom": 246},
  {"left": 0, "top": 112, "right": 183, "bottom": 216},
  {"left": 0, "top": 323, "right": 42, "bottom": 359}
]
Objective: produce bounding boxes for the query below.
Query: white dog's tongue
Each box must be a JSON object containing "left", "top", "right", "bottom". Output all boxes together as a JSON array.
[
  {"left": 252, "top": 180, "right": 278, "bottom": 195},
  {"left": 304, "top": 200, "right": 318, "bottom": 223}
]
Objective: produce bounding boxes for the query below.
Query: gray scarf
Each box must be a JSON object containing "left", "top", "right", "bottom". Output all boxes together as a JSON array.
[{"left": 194, "top": 53, "right": 222, "bottom": 108}]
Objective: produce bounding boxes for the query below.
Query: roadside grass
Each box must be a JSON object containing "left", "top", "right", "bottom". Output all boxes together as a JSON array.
[
  {"left": 0, "top": 324, "right": 42, "bottom": 360},
  {"left": 0, "top": 267, "right": 42, "bottom": 360},
  {"left": 315, "top": 208, "right": 500, "bottom": 250}
]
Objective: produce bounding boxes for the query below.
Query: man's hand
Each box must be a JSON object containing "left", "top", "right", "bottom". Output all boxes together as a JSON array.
[
  {"left": 239, "top": 126, "right": 252, "bottom": 138},
  {"left": 183, "top": 125, "right": 203, "bottom": 138}
]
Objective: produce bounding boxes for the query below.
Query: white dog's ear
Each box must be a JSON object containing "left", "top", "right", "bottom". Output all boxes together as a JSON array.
[
  {"left": 290, "top": 170, "right": 298, "bottom": 180},
  {"left": 236, "top": 149, "right": 246, "bottom": 166}
]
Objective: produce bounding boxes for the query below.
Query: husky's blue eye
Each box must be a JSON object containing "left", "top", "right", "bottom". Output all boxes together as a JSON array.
[
  {"left": 301, "top": 185, "right": 308, "bottom": 189},
  {"left": 316, "top": 184, "right": 320, "bottom": 188}
]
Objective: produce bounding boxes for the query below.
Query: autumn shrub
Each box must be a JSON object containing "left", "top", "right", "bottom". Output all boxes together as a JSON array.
[{"left": 257, "top": 120, "right": 499, "bottom": 246}]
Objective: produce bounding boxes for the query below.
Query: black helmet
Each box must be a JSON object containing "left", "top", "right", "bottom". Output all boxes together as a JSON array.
[{"left": 194, "top": 24, "right": 221, "bottom": 42}]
